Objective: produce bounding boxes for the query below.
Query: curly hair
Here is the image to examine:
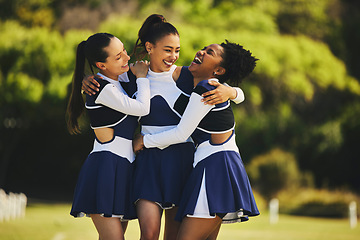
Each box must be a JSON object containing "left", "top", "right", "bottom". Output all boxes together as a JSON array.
[{"left": 217, "top": 40, "right": 258, "bottom": 85}]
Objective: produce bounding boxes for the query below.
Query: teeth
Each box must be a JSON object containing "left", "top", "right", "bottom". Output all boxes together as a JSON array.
[
  {"left": 164, "top": 60, "right": 173, "bottom": 66},
  {"left": 123, "top": 63, "right": 128, "bottom": 67},
  {"left": 194, "top": 56, "right": 202, "bottom": 64}
]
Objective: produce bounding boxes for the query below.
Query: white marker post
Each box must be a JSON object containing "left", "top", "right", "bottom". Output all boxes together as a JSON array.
[
  {"left": 349, "top": 201, "right": 357, "bottom": 229},
  {"left": 269, "top": 198, "right": 279, "bottom": 224}
]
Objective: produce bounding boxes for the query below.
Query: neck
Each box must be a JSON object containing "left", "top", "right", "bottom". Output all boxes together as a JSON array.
[
  {"left": 99, "top": 70, "right": 118, "bottom": 81},
  {"left": 149, "top": 62, "right": 162, "bottom": 73},
  {"left": 193, "top": 74, "right": 216, "bottom": 87},
  {"left": 193, "top": 77, "right": 203, "bottom": 87}
]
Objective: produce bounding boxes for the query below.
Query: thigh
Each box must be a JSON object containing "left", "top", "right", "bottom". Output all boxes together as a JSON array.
[
  {"left": 91, "top": 214, "right": 124, "bottom": 240},
  {"left": 164, "top": 207, "right": 181, "bottom": 240},
  {"left": 136, "top": 199, "right": 163, "bottom": 240},
  {"left": 177, "top": 216, "right": 222, "bottom": 240}
]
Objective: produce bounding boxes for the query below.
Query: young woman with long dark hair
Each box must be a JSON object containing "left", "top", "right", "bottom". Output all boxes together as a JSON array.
[{"left": 67, "top": 32, "right": 150, "bottom": 240}]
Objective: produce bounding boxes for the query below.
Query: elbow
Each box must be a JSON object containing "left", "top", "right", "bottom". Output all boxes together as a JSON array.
[
  {"left": 239, "top": 94, "right": 245, "bottom": 103},
  {"left": 138, "top": 105, "right": 150, "bottom": 116},
  {"left": 237, "top": 89, "right": 245, "bottom": 103}
]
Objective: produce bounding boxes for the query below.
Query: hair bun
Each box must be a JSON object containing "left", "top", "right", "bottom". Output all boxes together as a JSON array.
[{"left": 149, "top": 14, "right": 166, "bottom": 24}]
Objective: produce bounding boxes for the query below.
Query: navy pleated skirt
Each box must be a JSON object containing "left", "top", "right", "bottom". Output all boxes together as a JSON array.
[
  {"left": 175, "top": 139, "right": 259, "bottom": 223},
  {"left": 70, "top": 151, "right": 136, "bottom": 220},
  {"left": 132, "top": 142, "right": 195, "bottom": 209}
]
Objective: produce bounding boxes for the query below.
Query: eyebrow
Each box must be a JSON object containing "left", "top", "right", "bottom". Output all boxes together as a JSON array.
[
  {"left": 116, "top": 47, "right": 125, "bottom": 57},
  {"left": 164, "top": 46, "right": 180, "bottom": 49}
]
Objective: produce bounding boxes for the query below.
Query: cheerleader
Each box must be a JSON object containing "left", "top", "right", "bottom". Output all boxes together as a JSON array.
[
  {"left": 66, "top": 33, "right": 150, "bottom": 240},
  {"left": 82, "top": 15, "right": 245, "bottom": 240},
  {"left": 133, "top": 41, "right": 260, "bottom": 240}
]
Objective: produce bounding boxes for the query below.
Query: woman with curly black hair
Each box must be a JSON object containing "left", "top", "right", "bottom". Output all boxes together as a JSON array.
[{"left": 133, "top": 40, "right": 260, "bottom": 240}]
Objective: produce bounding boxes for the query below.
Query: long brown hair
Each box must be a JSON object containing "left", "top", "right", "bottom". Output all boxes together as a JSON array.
[{"left": 66, "top": 33, "right": 114, "bottom": 134}]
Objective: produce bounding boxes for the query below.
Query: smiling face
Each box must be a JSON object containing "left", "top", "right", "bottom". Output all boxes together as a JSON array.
[
  {"left": 97, "top": 37, "right": 130, "bottom": 80},
  {"left": 189, "top": 44, "right": 225, "bottom": 82},
  {"left": 146, "top": 33, "right": 180, "bottom": 73}
]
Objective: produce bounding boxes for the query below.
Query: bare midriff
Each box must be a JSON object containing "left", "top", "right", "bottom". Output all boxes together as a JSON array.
[
  {"left": 94, "top": 127, "right": 114, "bottom": 143},
  {"left": 210, "top": 131, "right": 232, "bottom": 145}
]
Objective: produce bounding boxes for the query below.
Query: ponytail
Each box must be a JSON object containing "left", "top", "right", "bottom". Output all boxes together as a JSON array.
[
  {"left": 132, "top": 14, "right": 179, "bottom": 60},
  {"left": 66, "top": 41, "right": 87, "bottom": 134},
  {"left": 66, "top": 33, "right": 114, "bottom": 134}
]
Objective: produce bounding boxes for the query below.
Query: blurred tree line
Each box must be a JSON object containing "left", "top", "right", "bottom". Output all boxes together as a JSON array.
[{"left": 0, "top": 0, "right": 359, "bottom": 201}]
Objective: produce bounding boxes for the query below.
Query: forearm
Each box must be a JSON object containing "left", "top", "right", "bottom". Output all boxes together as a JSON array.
[
  {"left": 96, "top": 77, "right": 150, "bottom": 116},
  {"left": 144, "top": 93, "right": 213, "bottom": 148}
]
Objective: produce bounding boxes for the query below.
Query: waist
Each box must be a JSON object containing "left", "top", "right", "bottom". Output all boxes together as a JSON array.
[
  {"left": 91, "top": 136, "right": 135, "bottom": 163},
  {"left": 193, "top": 132, "right": 238, "bottom": 167}
]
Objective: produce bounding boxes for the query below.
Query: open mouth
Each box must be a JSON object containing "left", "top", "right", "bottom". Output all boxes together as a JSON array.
[
  {"left": 163, "top": 60, "right": 174, "bottom": 67},
  {"left": 122, "top": 63, "right": 129, "bottom": 68},
  {"left": 192, "top": 56, "right": 202, "bottom": 64}
]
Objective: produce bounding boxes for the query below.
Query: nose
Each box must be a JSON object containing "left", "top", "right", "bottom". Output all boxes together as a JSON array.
[
  {"left": 124, "top": 51, "right": 130, "bottom": 61},
  {"left": 170, "top": 51, "right": 178, "bottom": 60}
]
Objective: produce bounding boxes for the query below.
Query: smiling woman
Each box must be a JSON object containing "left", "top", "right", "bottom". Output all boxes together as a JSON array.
[
  {"left": 66, "top": 32, "right": 151, "bottom": 240},
  {"left": 144, "top": 33, "right": 180, "bottom": 72}
]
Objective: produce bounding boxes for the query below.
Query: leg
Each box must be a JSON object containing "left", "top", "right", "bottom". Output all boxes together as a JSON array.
[
  {"left": 121, "top": 221, "right": 128, "bottom": 233},
  {"left": 177, "top": 216, "right": 222, "bottom": 240},
  {"left": 137, "top": 199, "right": 163, "bottom": 240},
  {"left": 205, "top": 221, "right": 221, "bottom": 240},
  {"left": 91, "top": 214, "right": 124, "bottom": 240},
  {"left": 164, "top": 207, "right": 181, "bottom": 240}
]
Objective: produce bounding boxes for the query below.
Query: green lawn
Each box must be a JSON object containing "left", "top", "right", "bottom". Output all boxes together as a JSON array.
[{"left": 0, "top": 203, "right": 359, "bottom": 240}]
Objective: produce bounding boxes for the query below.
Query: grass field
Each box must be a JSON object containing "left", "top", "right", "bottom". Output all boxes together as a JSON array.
[{"left": 0, "top": 203, "right": 359, "bottom": 240}]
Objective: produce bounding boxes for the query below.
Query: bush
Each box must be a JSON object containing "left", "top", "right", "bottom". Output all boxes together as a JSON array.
[
  {"left": 246, "top": 148, "right": 311, "bottom": 200},
  {"left": 277, "top": 188, "right": 360, "bottom": 218}
]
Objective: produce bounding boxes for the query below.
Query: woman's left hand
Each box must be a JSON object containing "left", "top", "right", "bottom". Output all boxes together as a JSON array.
[{"left": 201, "top": 80, "right": 237, "bottom": 105}]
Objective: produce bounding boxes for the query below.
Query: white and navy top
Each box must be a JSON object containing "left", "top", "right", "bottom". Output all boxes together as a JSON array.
[
  {"left": 140, "top": 66, "right": 244, "bottom": 143},
  {"left": 139, "top": 65, "right": 194, "bottom": 138},
  {"left": 85, "top": 71, "right": 150, "bottom": 162},
  {"left": 143, "top": 78, "right": 236, "bottom": 149}
]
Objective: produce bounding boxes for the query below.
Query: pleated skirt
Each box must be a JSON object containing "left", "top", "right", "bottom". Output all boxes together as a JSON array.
[
  {"left": 175, "top": 138, "right": 259, "bottom": 223},
  {"left": 70, "top": 151, "right": 136, "bottom": 220},
  {"left": 132, "top": 142, "right": 195, "bottom": 209}
]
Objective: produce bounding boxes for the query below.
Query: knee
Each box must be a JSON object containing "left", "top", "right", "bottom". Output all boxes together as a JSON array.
[{"left": 140, "top": 229, "right": 160, "bottom": 240}]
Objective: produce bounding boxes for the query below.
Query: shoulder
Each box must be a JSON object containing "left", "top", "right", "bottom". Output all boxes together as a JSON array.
[
  {"left": 193, "top": 79, "right": 216, "bottom": 95},
  {"left": 172, "top": 66, "right": 182, "bottom": 81},
  {"left": 96, "top": 77, "right": 111, "bottom": 89},
  {"left": 90, "top": 78, "right": 111, "bottom": 98}
]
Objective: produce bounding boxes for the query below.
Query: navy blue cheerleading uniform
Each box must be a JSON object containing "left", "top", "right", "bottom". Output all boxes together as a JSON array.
[
  {"left": 70, "top": 71, "right": 150, "bottom": 220},
  {"left": 143, "top": 79, "right": 259, "bottom": 223},
  {"left": 132, "top": 65, "right": 195, "bottom": 209}
]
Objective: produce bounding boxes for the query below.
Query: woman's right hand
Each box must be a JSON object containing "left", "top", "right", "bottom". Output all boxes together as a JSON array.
[
  {"left": 132, "top": 133, "right": 145, "bottom": 154},
  {"left": 131, "top": 60, "right": 150, "bottom": 79},
  {"left": 82, "top": 75, "right": 100, "bottom": 95}
]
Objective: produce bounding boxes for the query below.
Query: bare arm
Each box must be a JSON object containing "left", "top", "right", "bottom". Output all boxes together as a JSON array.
[{"left": 82, "top": 75, "right": 100, "bottom": 95}]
